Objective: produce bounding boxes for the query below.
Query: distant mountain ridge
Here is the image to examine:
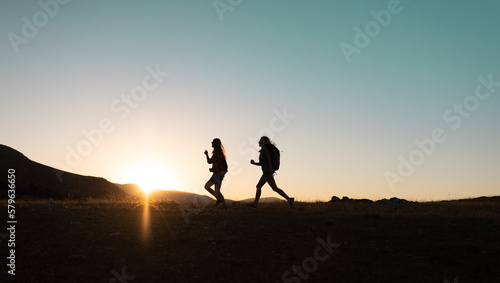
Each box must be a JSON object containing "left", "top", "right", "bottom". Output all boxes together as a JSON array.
[
  {"left": 149, "top": 190, "right": 215, "bottom": 203},
  {"left": 114, "top": 183, "right": 215, "bottom": 203}
]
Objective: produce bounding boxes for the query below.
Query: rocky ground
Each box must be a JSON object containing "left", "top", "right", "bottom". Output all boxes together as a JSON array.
[{"left": 1, "top": 198, "right": 500, "bottom": 282}]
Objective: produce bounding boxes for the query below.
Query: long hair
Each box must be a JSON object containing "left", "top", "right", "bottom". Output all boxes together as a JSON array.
[
  {"left": 212, "top": 138, "right": 226, "bottom": 158},
  {"left": 260, "top": 136, "right": 276, "bottom": 150},
  {"left": 261, "top": 136, "right": 276, "bottom": 147}
]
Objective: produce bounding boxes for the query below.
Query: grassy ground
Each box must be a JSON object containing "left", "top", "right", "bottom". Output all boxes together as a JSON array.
[{"left": 1, "top": 198, "right": 500, "bottom": 282}]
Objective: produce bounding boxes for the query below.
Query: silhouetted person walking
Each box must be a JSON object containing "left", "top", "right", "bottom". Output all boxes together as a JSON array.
[
  {"left": 247, "top": 136, "right": 294, "bottom": 208},
  {"left": 204, "top": 138, "right": 228, "bottom": 207}
]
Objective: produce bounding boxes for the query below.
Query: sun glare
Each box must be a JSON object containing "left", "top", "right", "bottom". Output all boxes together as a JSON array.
[{"left": 122, "top": 162, "right": 177, "bottom": 194}]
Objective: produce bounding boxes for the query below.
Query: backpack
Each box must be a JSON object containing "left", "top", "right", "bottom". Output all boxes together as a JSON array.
[{"left": 268, "top": 144, "right": 280, "bottom": 171}]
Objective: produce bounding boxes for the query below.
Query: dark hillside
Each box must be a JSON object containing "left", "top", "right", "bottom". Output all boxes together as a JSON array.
[{"left": 0, "top": 144, "right": 124, "bottom": 199}]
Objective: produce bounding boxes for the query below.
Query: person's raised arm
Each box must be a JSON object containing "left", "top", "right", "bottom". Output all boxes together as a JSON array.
[
  {"left": 250, "top": 159, "right": 260, "bottom": 166},
  {"left": 204, "top": 150, "right": 212, "bottom": 163}
]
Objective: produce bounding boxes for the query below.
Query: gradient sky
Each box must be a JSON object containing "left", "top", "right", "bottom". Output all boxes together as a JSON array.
[{"left": 2, "top": 0, "right": 499, "bottom": 201}]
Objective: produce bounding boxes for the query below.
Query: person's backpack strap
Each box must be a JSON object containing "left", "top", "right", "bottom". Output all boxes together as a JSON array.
[{"left": 269, "top": 144, "right": 280, "bottom": 171}]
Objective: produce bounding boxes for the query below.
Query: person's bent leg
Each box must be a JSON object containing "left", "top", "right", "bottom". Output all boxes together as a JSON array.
[
  {"left": 214, "top": 182, "right": 226, "bottom": 206},
  {"left": 204, "top": 180, "right": 217, "bottom": 198},
  {"left": 253, "top": 174, "right": 268, "bottom": 206},
  {"left": 268, "top": 175, "right": 290, "bottom": 201}
]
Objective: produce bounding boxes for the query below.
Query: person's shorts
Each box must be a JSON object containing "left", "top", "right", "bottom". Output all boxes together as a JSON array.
[
  {"left": 209, "top": 171, "right": 226, "bottom": 185},
  {"left": 261, "top": 171, "right": 276, "bottom": 178}
]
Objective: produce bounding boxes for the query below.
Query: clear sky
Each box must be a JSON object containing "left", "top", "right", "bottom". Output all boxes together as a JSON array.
[{"left": 2, "top": 0, "right": 499, "bottom": 201}]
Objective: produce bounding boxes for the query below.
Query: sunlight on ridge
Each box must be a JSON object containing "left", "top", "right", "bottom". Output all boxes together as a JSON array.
[{"left": 122, "top": 161, "right": 178, "bottom": 194}]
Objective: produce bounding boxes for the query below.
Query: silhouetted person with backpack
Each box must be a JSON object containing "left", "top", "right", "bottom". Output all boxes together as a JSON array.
[
  {"left": 204, "top": 138, "right": 228, "bottom": 207},
  {"left": 247, "top": 136, "right": 294, "bottom": 208}
]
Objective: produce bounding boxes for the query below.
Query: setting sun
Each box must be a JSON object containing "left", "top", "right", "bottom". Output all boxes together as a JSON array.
[{"left": 122, "top": 161, "right": 177, "bottom": 194}]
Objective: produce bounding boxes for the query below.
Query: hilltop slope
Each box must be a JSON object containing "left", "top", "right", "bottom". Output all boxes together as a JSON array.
[{"left": 0, "top": 144, "right": 125, "bottom": 199}]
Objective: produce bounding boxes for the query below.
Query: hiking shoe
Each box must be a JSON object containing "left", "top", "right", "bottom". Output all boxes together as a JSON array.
[
  {"left": 288, "top": 198, "right": 295, "bottom": 208},
  {"left": 246, "top": 202, "right": 257, "bottom": 209}
]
